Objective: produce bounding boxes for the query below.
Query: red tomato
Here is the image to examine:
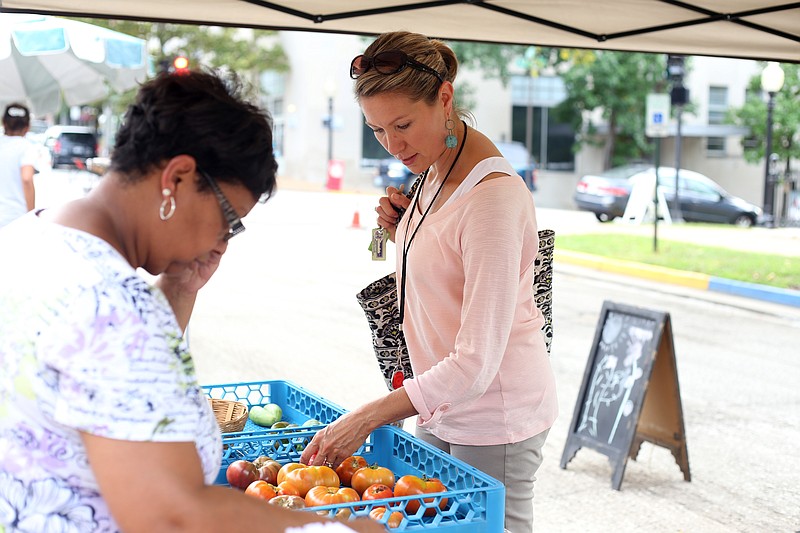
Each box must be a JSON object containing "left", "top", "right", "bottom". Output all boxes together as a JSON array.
[
  {"left": 277, "top": 462, "right": 305, "bottom": 485},
  {"left": 335, "top": 455, "right": 368, "bottom": 487},
  {"left": 362, "top": 483, "right": 394, "bottom": 502},
  {"left": 284, "top": 465, "right": 340, "bottom": 497},
  {"left": 244, "top": 480, "right": 278, "bottom": 501},
  {"left": 269, "top": 494, "right": 306, "bottom": 510},
  {"left": 253, "top": 457, "right": 281, "bottom": 485},
  {"left": 226, "top": 460, "right": 259, "bottom": 490},
  {"left": 305, "top": 485, "right": 360, "bottom": 507},
  {"left": 369, "top": 507, "right": 403, "bottom": 528},
  {"left": 394, "top": 475, "right": 448, "bottom": 516},
  {"left": 277, "top": 481, "right": 302, "bottom": 497},
  {"left": 351, "top": 464, "right": 395, "bottom": 496}
]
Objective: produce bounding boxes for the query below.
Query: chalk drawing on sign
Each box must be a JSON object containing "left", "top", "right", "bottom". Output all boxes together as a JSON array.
[
  {"left": 576, "top": 313, "right": 653, "bottom": 442},
  {"left": 608, "top": 326, "right": 652, "bottom": 443}
]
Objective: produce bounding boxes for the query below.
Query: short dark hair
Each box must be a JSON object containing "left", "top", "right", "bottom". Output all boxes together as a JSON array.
[
  {"left": 3, "top": 103, "right": 31, "bottom": 134},
  {"left": 111, "top": 70, "right": 277, "bottom": 202}
]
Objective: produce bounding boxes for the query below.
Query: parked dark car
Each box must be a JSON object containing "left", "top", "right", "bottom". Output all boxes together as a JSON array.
[
  {"left": 44, "top": 125, "right": 98, "bottom": 167},
  {"left": 574, "top": 165, "right": 762, "bottom": 227},
  {"left": 496, "top": 140, "right": 537, "bottom": 191},
  {"left": 373, "top": 140, "right": 538, "bottom": 193},
  {"left": 373, "top": 158, "right": 415, "bottom": 191}
]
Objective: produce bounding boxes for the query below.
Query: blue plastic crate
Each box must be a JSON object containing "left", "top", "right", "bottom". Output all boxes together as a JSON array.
[
  {"left": 202, "top": 380, "right": 347, "bottom": 435},
  {"left": 216, "top": 425, "right": 505, "bottom": 532}
]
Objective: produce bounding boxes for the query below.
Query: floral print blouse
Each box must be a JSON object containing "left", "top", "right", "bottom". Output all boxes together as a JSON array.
[{"left": 0, "top": 213, "right": 222, "bottom": 532}]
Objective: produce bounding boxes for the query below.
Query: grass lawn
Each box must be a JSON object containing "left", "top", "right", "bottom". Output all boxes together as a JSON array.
[{"left": 556, "top": 233, "right": 800, "bottom": 290}]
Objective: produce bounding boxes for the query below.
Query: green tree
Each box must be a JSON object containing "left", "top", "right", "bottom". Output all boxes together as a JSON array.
[
  {"left": 729, "top": 63, "right": 800, "bottom": 177},
  {"left": 448, "top": 41, "right": 526, "bottom": 86},
  {"left": 73, "top": 18, "right": 288, "bottom": 102},
  {"left": 556, "top": 51, "right": 667, "bottom": 169}
]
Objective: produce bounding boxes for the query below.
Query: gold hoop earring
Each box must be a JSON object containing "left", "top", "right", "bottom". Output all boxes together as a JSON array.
[
  {"left": 445, "top": 118, "right": 457, "bottom": 149},
  {"left": 159, "top": 188, "right": 176, "bottom": 221}
]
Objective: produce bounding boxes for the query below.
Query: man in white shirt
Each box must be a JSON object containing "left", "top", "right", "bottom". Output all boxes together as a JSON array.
[{"left": 0, "top": 103, "right": 37, "bottom": 227}]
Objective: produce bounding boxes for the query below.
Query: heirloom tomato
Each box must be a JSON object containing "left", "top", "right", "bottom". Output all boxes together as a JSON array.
[
  {"left": 335, "top": 455, "right": 368, "bottom": 487},
  {"left": 269, "top": 495, "right": 306, "bottom": 510},
  {"left": 351, "top": 464, "right": 395, "bottom": 496},
  {"left": 362, "top": 483, "right": 394, "bottom": 501},
  {"left": 244, "top": 480, "right": 278, "bottom": 501},
  {"left": 253, "top": 456, "right": 281, "bottom": 485},
  {"left": 369, "top": 507, "right": 403, "bottom": 528},
  {"left": 284, "top": 465, "right": 340, "bottom": 497},
  {"left": 304, "top": 486, "right": 360, "bottom": 507},
  {"left": 277, "top": 462, "right": 305, "bottom": 485},
  {"left": 394, "top": 475, "right": 448, "bottom": 516},
  {"left": 226, "top": 460, "right": 259, "bottom": 490},
  {"left": 277, "top": 481, "right": 302, "bottom": 497}
]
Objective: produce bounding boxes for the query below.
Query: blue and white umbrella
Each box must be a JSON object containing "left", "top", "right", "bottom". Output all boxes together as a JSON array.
[{"left": 0, "top": 14, "right": 150, "bottom": 114}]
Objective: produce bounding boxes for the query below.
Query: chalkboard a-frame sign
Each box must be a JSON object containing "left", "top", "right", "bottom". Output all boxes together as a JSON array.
[{"left": 560, "top": 301, "right": 690, "bottom": 490}]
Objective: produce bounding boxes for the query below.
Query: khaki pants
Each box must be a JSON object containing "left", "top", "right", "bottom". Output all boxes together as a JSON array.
[{"left": 415, "top": 426, "right": 549, "bottom": 533}]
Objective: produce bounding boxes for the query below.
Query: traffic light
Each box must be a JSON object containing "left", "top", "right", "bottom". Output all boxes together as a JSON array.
[
  {"left": 172, "top": 55, "right": 190, "bottom": 75},
  {"left": 666, "top": 55, "right": 688, "bottom": 106}
]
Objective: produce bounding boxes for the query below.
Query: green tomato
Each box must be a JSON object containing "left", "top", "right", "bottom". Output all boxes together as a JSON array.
[
  {"left": 302, "top": 418, "right": 322, "bottom": 427},
  {"left": 249, "top": 403, "right": 282, "bottom": 427}
]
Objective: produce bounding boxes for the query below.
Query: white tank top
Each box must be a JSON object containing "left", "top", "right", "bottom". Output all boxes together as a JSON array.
[{"left": 440, "top": 156, "right": 517, "bottom": 209}]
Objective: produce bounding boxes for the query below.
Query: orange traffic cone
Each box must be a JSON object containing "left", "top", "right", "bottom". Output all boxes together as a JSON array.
[{"left": 351, "top": 211, "right": 361, "bottom": 229}]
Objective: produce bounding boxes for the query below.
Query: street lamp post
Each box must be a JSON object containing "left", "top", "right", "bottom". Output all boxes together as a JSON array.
[
  {"left": 760, "top": 62, "right": 784, "bottom": 227},
  {"left": 326, "top": 94, "right": 334, "bottom": 164}
]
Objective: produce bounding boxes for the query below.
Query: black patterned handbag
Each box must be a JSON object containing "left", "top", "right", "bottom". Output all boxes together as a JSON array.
[{"left": 356, "top": 228, "right": 556, "bottom": 391}]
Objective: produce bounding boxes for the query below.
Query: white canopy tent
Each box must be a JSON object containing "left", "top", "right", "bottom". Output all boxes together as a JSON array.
[{"left": 0, "top": 0, "right": 798, "bottom": 63}]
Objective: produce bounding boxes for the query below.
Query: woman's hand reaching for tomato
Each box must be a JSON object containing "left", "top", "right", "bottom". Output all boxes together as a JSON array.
[
  {"left": 300, "top": 411, "right": 372, "bottom": 471},
  {"left": 375, "top": 185, "right": 410, "bottom": 242},
  {"left": 301, "top": 388, "right": 417, "bottom": 470}
]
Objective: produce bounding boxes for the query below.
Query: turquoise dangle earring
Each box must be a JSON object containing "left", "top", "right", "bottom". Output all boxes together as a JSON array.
[{"left": 445, "top": 118, "right": 457, "bottom": 149}]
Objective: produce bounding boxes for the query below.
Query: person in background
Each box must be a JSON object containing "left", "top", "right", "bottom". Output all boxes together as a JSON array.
[
  {"left": 301, "top": 31, "right": 558, "bottom": 533},
  {"left": 0, "top": 103, "right": 37, "bottom": 227},
  {"left": 0, "top": 70, "right": 382, "bottom": 533}
]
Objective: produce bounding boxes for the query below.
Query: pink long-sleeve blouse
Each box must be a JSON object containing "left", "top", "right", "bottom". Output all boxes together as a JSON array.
[{"left": 398, "top": 160, "right": 558, "bottom": 446}]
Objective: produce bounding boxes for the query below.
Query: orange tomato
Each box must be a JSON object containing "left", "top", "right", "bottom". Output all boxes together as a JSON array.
[
  {"left": 369, "top": 507, "right": 403, "bottom": 528},
  {"left": 335, "top": 455, "right": 368, "bottom": 487},
  {"left": 304, "top": 485, "right": 360, "bottom": 507},
  {"left": 277, "top": 462, "right": 305, "bottom": 485},
  {"left": 244, "top": 480, "right": 277, "bottom": 501},
  {"left": 394, "top": 475, "right": 448, "bottom": 516},
  {"left": 284, "top": 465, "right": 340, "bottom": 497},
  {"left": 351, "top": 464, "right": 395, "bottom": 496},
  {"left": 277, "top": 481, "right": 302, "bottom": 497}
]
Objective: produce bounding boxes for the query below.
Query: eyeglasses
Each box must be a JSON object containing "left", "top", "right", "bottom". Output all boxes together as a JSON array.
[
  {"left": 198, "top": 168, "right": 245, "bottom": 241},
  {"left": 350, "top": 51, "right": 444, "bottom": 84}
]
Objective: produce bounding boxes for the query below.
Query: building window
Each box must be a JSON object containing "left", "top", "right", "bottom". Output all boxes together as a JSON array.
[
  {"left": 707, "top": 86, "right": 728, "bottom": 154},
  {"left": 510, "top": 75, "right": 575, "bottom": 170}
]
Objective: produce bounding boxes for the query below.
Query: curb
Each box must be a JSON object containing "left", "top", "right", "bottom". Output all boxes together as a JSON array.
[{"left": 555, "top": 249, "right": 800, "bottom": 308}]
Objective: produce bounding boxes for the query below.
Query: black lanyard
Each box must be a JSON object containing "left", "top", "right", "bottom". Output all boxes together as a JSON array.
[{"left": 398, "top": 122, "right": 468, "bottom": 326}]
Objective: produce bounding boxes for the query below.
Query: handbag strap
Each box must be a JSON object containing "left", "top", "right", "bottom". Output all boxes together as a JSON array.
[{"left": 395, "top": 169, "right": 427, "bottom": 222}]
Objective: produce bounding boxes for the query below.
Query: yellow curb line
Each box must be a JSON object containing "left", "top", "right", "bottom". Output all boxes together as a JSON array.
[{"left": 555, "top": 249, "right": 711, "bottom": 290}]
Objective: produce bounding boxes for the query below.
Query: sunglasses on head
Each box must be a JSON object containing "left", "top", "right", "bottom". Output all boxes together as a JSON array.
[{"left": 350, "top": 51, "right": 444, "bottom": 83}]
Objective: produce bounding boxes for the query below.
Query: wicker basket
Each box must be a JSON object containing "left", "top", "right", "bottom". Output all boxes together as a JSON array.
[{"left": 208, "top": 398, "right": 249, "bottom": 433}]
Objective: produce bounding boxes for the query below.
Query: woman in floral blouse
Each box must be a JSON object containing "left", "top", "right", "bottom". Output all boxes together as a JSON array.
[{"left": 0, "top": 70, "right": 381, "bottom": 533}]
